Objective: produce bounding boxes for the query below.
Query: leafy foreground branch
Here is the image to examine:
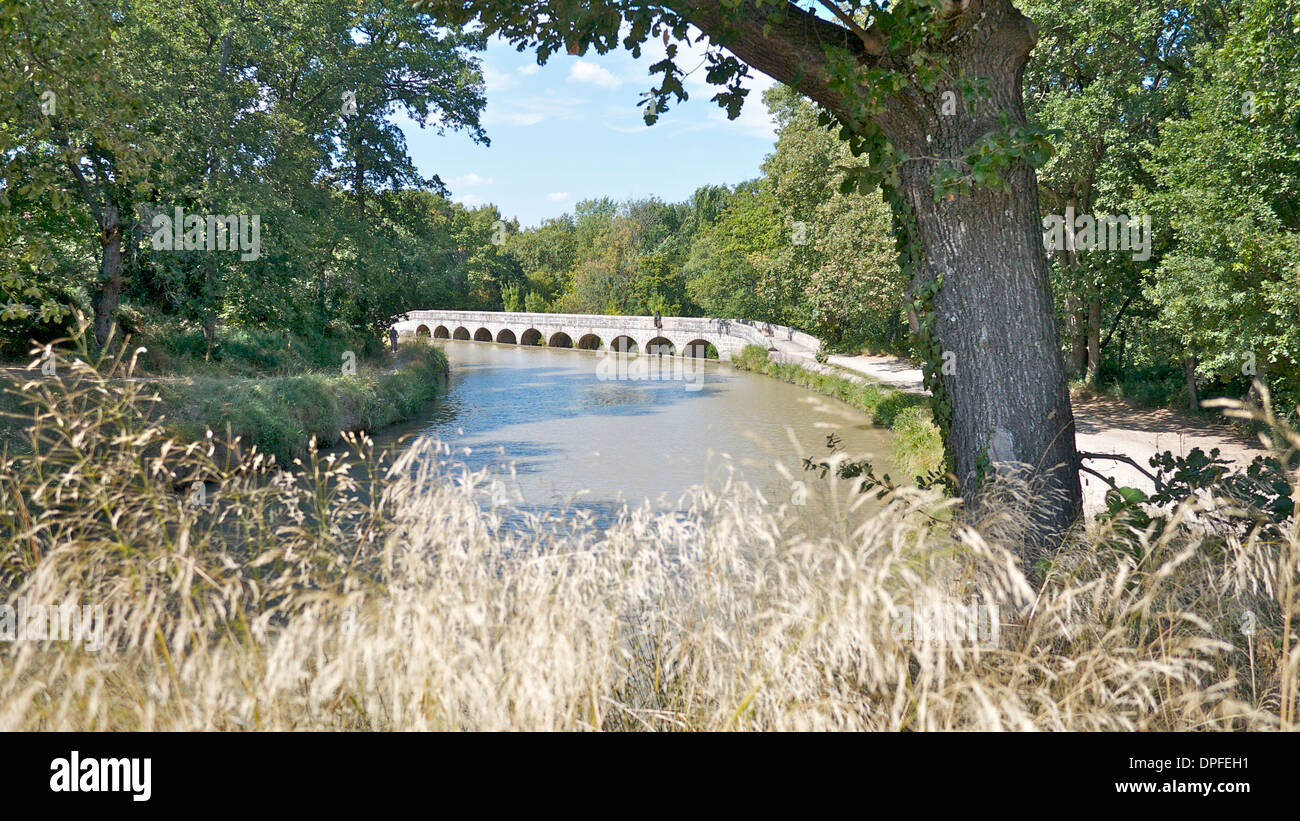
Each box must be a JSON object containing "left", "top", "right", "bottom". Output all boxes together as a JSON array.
[{"left": 0, "top": 344, "right": 1296, "bottom": 730}]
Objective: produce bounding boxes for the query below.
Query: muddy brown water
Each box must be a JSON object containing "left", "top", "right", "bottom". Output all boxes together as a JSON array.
[{"left": 356, "top": 341, "right": 895, "bottom": 527}]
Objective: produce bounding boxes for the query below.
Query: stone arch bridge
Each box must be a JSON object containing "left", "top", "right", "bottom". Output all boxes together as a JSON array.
[{"left": 392, "top": 310, "right": 821, "bottom": 361}]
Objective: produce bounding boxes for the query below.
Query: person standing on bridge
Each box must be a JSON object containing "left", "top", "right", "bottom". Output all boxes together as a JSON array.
[{"left": 653, "top": 311, "right": 662, "bottom": 331}]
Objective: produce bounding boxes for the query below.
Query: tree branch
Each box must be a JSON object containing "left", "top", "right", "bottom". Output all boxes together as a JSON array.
[
  {"left": 1100, "top": 291, "right": 1138, "bottom": 350},
  {"left": 1080, "top": 464, "right": 1120, "bottom": 490},
  {"left": 51, "top": 123, "right": 105, "bottom": 227},
  {"left": 813, "top": 0, "right": 887, "bottom": 55},
  {"left": 660, "top": 0, "right": 878, "bottom": 118},
  {"left": 1079, "top": 451, "right": 1162, "bottom": 490}
]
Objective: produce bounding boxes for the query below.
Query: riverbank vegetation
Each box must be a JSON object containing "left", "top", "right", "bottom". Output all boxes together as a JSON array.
[
  {"left": 731, "top": 345, "right": 943, "bottom": 483},
  {"left": 0, "top": 351, "right": 1295, "bottom": 730},
  {"left": 1, "top": 325, "right": 448, "bottom": 464},
  {"left": 154, "top": 342, "right": 447, "bottom": 465}
]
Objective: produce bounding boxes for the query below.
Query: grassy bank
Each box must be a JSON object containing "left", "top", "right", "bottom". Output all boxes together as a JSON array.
[
  {"left": 1, "top": 319, "right": 432, "bottom": 457},
  {"left": 730, "top": 345, "right": 944, "bottom": 482},
  {"left": 154, "top": 342, "right": 448, "bottom": 464}
]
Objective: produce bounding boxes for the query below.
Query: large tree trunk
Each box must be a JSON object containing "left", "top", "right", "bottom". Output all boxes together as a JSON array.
[
  {"left": 879, "top": 11, "right": 1082, "bottom": 545},
  {"left": 681, "top": 0, "right": 1083, "bottom": 547},
  {"left": 896, "top": 160, "right": 1082, "bottom": 541},
  {"left": 91, "top": 203, "right": 123, "bottom": 347}
]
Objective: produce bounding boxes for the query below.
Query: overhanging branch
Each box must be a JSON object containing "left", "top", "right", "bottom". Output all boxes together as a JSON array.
[{"left": 660, "top": 0, "right": 879, "bottom": 118}]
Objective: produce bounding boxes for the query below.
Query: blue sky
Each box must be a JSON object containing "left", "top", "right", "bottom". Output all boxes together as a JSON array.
[{"left": 397, "top": 32, "right": 780, "bottom": 227}]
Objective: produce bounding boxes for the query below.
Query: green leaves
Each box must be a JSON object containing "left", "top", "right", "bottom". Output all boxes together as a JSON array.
[
  {"left": 932, "top": 116, "right": 1056, "bottom": 201},
  {"left": 1125, "top": 0, "right": 1300, "bottom": 406},
  {"left": 1107, "top": 485, "right": 1149, "bottom": 510},
  {"left": 0, "top": 0, "right": 495, "bottom": 349}
]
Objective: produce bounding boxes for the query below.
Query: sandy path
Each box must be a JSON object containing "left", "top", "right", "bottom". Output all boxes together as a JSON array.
[
  {"left": 1070, "top": 395, "right": 1265, "bottom": 511},
  {"left": 772, "top": 346, "right": 1265, "bottom": 513}
]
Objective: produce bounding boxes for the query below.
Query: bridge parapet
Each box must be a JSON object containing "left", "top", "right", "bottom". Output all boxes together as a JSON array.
[{"left": 392, "top": 310, "right": 821, "bottom": 361}]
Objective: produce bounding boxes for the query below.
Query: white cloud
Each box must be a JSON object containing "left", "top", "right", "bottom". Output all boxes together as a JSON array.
[
  {"left": 517, "top": 64, "right": 540, "bottom": 76},
  {"left": 481, "top": 92, "right": 589, "bottom": 128},
  {"left": 482, "top": 109, "right": 547, "bottom": 127},
  {"left": 454, "top": 193, "right": 485, "bottom": 206},
  {"left": 482, "top": 66, "right": 515, "bottom": 93},
  {"left": 568, "top": 60, "right": 623, "bottom": 90},
  {"left": 451, "top": 173, "right": 494, "bottom": 187},
  {"left": 545, "top": 192, "right": 570, "bottom": 202}
]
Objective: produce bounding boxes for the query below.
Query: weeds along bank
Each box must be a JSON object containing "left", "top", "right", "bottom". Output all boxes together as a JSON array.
[
  {"left": 0, "top": 343, "right": 1296, "bottom": 730},
  {"left": 155, "top": 342, "right": 448, "bottom": 464},
  {"left": 730, "top": 345, "right": 944, "bottom": 483},
  {"left": 2, "top": 331, "right": 448, "bottom": 465}
]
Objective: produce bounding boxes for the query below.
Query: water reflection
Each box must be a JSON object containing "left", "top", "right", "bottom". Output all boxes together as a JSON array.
[{"left": 368, "top": 342, "right": 894, "bottom": 529}]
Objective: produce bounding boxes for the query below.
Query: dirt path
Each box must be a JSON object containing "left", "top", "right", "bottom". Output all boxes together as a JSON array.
[
  {"left": 1070, "top": 395, "right": 1265, "bottom": 511},
  {"left": 777, "top": 347, "right": 1266, "bottom": 513}
]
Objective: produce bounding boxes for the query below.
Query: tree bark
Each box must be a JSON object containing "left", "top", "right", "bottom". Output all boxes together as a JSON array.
[
  {"left": 1064, "top": 291, "right": 1086, "bottom": 378},
  {"left": 867, "top": 7, "right": 1082, "bottom": 542},
  {"left": 91, "top": 203, "right": 123, "bottom": 347},
  {"left": 895, "top": 154, "right": 1082, "bottom": 540},
  {"left": 1184, "top": 354, "right": 1200, "bottom": 412},
  {"left": 1085, "top": 297, "right": 1101, "bottom": 386}
]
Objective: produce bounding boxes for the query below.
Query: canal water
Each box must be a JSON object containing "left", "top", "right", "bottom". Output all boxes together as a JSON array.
[{"left": 367, "top": 341, "right": 894, "bottom": 525}]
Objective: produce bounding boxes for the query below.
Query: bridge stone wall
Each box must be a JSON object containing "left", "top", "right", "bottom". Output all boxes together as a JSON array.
[{"left": 392, "top": 310, "right": 821, "bottom": 361}]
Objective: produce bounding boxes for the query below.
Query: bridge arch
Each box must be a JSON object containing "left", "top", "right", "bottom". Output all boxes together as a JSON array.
[
  {"left": 548, "top": 331, "right": 573, "bottom": 349},
  {"left": 496, "top": 329, "right": 517, "bottom": 344},
  {"left": 415, "top": 324, "right": 431, "bottom": 338},
  {"left": 683, "top": 339, "right": 718, "bottom": 359},
  {"left": 433, "top": 325, "right": 450, "bottom": 339},
  {"left": 576, "top": 333, "right": 602, "bottom": 350},
  {"left": 609, "top": 335, "right": 637, "bottom": 353},
  {"left": 474, "top": 328, "right": 492, "bottom": 342},
  {"left": 453, "top": 327, "right": 471, "bottom": 340},
  {"left": 520, "top": 328, "right": 543, "bottom": 346},
  {"left": 646, "top": 336, "right": 675, "bottom": 356}
]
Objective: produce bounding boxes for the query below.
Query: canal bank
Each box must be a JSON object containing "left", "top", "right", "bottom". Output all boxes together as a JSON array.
[
  {"left": 728, "top": 345, "right": 945, "bottom": 485},
  {"left": 152, "top": 343, "right": 449, "bottom": 464}
]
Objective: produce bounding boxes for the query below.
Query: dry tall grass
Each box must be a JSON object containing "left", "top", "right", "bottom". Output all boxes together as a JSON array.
[{"left": 0, "top": 339, "right": 1296, "bottom": 730}]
